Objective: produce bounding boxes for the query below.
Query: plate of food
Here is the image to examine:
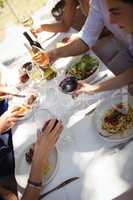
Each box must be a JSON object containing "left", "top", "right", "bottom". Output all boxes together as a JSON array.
[
  {"left": 15, "top": 142, "right": 59, "bottom": 189},
  {"left": 66, "top": 55, "right": 100, "bottom": 82},
  {"left": 9, "top": 92, "right": 39, "bottom": 120},
  {"left": 94, "top": 95, "right": 133, "bottom": 141}
]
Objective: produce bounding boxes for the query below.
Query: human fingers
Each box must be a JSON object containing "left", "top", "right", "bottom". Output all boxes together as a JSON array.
[
  {"left": 46, "top": 122, "right": 63, "bottom": 150},
  {"left": 36, "top": 129, "right": 42, "bottom": 145},
  {"left": 49, "top": 121, "right": 63, "bottom": 141},
  {"left": 9, "top": 117, "right": 17, "bottom": 123},
  {"left": 42, "top": 119, "right": 57, "bottom": 135}
]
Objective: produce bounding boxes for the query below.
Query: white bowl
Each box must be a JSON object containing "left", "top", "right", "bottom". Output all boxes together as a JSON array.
[{"left": 66, "top": 55, "right": 100, "bottom": 83}]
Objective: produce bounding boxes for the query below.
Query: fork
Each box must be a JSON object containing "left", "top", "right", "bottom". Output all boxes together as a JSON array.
[{"left": 110, "top": 137, "right": 133, "bottom": 151}]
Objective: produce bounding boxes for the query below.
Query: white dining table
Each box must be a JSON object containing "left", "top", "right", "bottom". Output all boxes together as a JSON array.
[{"left": 3, "top": 27, "right": 133, "bottom": 200}]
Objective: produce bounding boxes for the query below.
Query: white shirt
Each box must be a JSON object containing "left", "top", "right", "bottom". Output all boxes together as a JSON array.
[{"left": 79, "top": 0, "right": 133, "bottom": 56}]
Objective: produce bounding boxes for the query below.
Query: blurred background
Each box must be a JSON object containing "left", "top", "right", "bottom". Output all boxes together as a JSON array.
[{"left": 0, "top": 0, "right": 48, "bottom": 41}]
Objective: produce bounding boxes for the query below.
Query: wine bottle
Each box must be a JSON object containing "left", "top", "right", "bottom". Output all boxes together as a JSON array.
[
  {"left": 24, "top": 44, "right": 57, "bottom": 81},
  {"left": 23, "top": 31, "right": 42, "bottom": 49}
]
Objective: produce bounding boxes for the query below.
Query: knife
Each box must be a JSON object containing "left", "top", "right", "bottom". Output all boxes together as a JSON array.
[
  {"left": 39, "top": 177, "right": 79, "bottom": 199},
  {"left": 91, "top": 73, "right": 108, "bottom": 85},
  {"left": 42, "top": 33, "right": 58, "bottom": 43},
  {"left": 7, "top": 93, "right": 26, "bottom": 98},
  {"left": 110, "top": 137, "right": 133, "bottom": 151}
]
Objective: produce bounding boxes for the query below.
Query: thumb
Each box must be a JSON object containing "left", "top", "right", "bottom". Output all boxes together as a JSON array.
[{"left": 72, "top": 88, "right": 83, "bottom": 98}]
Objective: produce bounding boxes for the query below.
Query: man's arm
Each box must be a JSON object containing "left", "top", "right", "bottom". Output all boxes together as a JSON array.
[
  {"left": 48, "top": 37, "right": 89, "bottom": 61},
  {"left": 47, "top": 0, "right": 105, "bottom": 62}
]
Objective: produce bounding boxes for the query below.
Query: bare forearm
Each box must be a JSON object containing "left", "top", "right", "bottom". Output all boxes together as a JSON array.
[
  {"left": 94, "top": 68, "right": 133, "bottom": 93},
  {"left": 0, "top": 186, "right": 18, "bottom": 200},
  {"left": 21, "top": 160, "right": 46, "bottom": 200},
  {"left": 41, "top": 21, "right": 71, "bottom": 33},
  {"left": 55, "top": 38, "right": 89, "bottom": 58},
  {"left": 0, "top": 186, "right": 8, "bottom": 196},
  {"left": 113, "top": 188, "right": 133, "bottom": 200}
]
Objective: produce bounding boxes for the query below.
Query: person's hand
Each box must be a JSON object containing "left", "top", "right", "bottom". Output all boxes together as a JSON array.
[
  {"left": 33, "top": 49, "right": 59, "bottom": 66},
  {"left": 47, "top": 49, "right": 60, "bottom": 64},
  {"left": 33, "top": 119, "right": 63, "bottom": 166},
  {"left": 0, "top": 187, "right": 17, "bottom": 200},
  {"left": 32, "top": 50, "right": 49, "bottom": 67},
  {"left": 31, "top": 27, "right": 42, "bottom": 37},
  {"left": 0, "top": 85, "right": 19, "bottom": 99},
  {"left": 0, "top": 109, "right": 20, "bottom": 133},
  {"left": 72, "top": 81, "right": 98, "bottom": 98}
]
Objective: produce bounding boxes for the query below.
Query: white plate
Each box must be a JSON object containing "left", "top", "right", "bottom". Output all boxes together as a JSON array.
[
  {"left": 9, "top": 91, "right": 40, "bottom": 120},
  {"left": 94, "top": 94, "right": 133, "bottom": 142},
  {"left": 15, "top": 145, "right": 59, "bottom": 189}
]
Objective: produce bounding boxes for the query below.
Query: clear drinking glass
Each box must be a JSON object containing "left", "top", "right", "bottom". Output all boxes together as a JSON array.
[
  {"left": 25, "top": 62, "right": 44, "bottom": 83},
  {"left": 20, "top": 13, "right": 34, "bottom": 30}
]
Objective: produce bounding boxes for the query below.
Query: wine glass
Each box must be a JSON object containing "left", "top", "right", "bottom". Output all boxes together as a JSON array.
[
  {"left": 19, "top": 13, "right": 34, "bottom": 30},
  {"left": 24, "top": 62, "right": 44, "bottom": 83}
]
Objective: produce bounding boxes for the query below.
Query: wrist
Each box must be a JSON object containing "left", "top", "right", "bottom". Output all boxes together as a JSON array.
[
  {"left": 92, "top": 85, "right": 100, "bottom": 93},
  {"left": 30, "top": 158, "right": 48, "bottom": 181},
  {"left": 41, "top": 24, "right": 46, "bottom": 31}
]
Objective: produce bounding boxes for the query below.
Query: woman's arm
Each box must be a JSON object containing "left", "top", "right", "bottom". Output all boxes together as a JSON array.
[
  {"left": 21, "top": 119, "right": 63, "bottom": 200},
  {"left": 72, "top": 68, "right": 133, "bottom": 96},
  {"left": 92, "top": 68, "right": 133, "bottom": 93},
  {"left": 0, "top": 186, "right": 17, "bottom": 200},
  {"left": 33, "top": 0, "right": 78, "bottom": 34}
]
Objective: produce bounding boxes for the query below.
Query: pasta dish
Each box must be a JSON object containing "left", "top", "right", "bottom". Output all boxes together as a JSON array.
[{"left": 102, "top": 103, "right": 133, "bottom": 135}]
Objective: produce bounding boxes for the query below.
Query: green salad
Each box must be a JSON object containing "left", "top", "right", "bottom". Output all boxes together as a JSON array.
[{"left": 66, "top": 55, "right": 99, "bottom": 80}]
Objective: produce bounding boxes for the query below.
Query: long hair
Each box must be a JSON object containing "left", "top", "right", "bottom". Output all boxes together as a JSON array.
[{"left": 120, "top": 0, "right": 133, "bottom": 4}]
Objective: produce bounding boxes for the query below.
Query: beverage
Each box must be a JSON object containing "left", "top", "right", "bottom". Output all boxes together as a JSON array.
[
  {"left": 43, "top": 67, "right": 57, "bottom": 80},
  {"left": 22, "top": 17, "right": 33, "bottom": 29},
  {"left": 31, "top": 70, "right": 43, "bottom": 81},
  {"left": 24, "top": 45, "right": 57, "bottom": 81},
  {"left": 23, "top": 62, "right": 43, "bottom": 82},
  {"left": 31, "top": 45, "right": 49, "bottom": 66},
  {"left": 23, "top": 31, "right": 42, "bottom": 49}
]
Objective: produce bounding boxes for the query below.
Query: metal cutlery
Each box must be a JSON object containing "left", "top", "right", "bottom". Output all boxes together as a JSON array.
[
  {"left": 39, "top": 177, "right": 79, "bottom": 199},
  {"left": 110, "top": 137, "right": 133, "bottom": 151},
  {"left": 85, "top": 101, "right": 101, "bottom": 116},
  {"left": 7, "top": 93, "right": 26, "bottom": 98},
  {"left": 91, "top": 73, "right": 108, "bottom": 85},
  {"left": 42, "top": 33, "right": 58, "bottom": 43},
  {"left": 85, "top": 107, "right": 96, "bottom": 116}
]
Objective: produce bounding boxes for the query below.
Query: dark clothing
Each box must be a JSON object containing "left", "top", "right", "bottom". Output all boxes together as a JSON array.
[{"left": 0, "top": 100, "right": 15, "bottom": 177}]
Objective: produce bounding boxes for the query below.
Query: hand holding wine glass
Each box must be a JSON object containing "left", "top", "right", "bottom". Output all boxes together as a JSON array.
[{"left": 20, "top": 12, "right": 34, "bottom": 30}]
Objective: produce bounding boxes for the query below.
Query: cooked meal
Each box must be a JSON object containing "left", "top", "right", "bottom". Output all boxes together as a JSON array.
[
  {"left": 25, "top": 143, "right": 35, "bottom": 164},
  {"left": 26, "top": 94, "right": 37, "bottom": 105},
  {"left": 102, "top": 103, "right": 133, "bottom": 134},
  {"left": 25, "top": 143, "right": 51, "bottom": 175},
  {"left": 66, "top": 55, "right": 99, "bottom": 80},
  {"left": 14, "top": 104, "right": 30, "bottom": 117}
]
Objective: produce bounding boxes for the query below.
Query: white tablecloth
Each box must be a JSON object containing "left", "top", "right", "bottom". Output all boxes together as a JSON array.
[{"left": 3, "top": 29, "right": 133, "bottom": 200}]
